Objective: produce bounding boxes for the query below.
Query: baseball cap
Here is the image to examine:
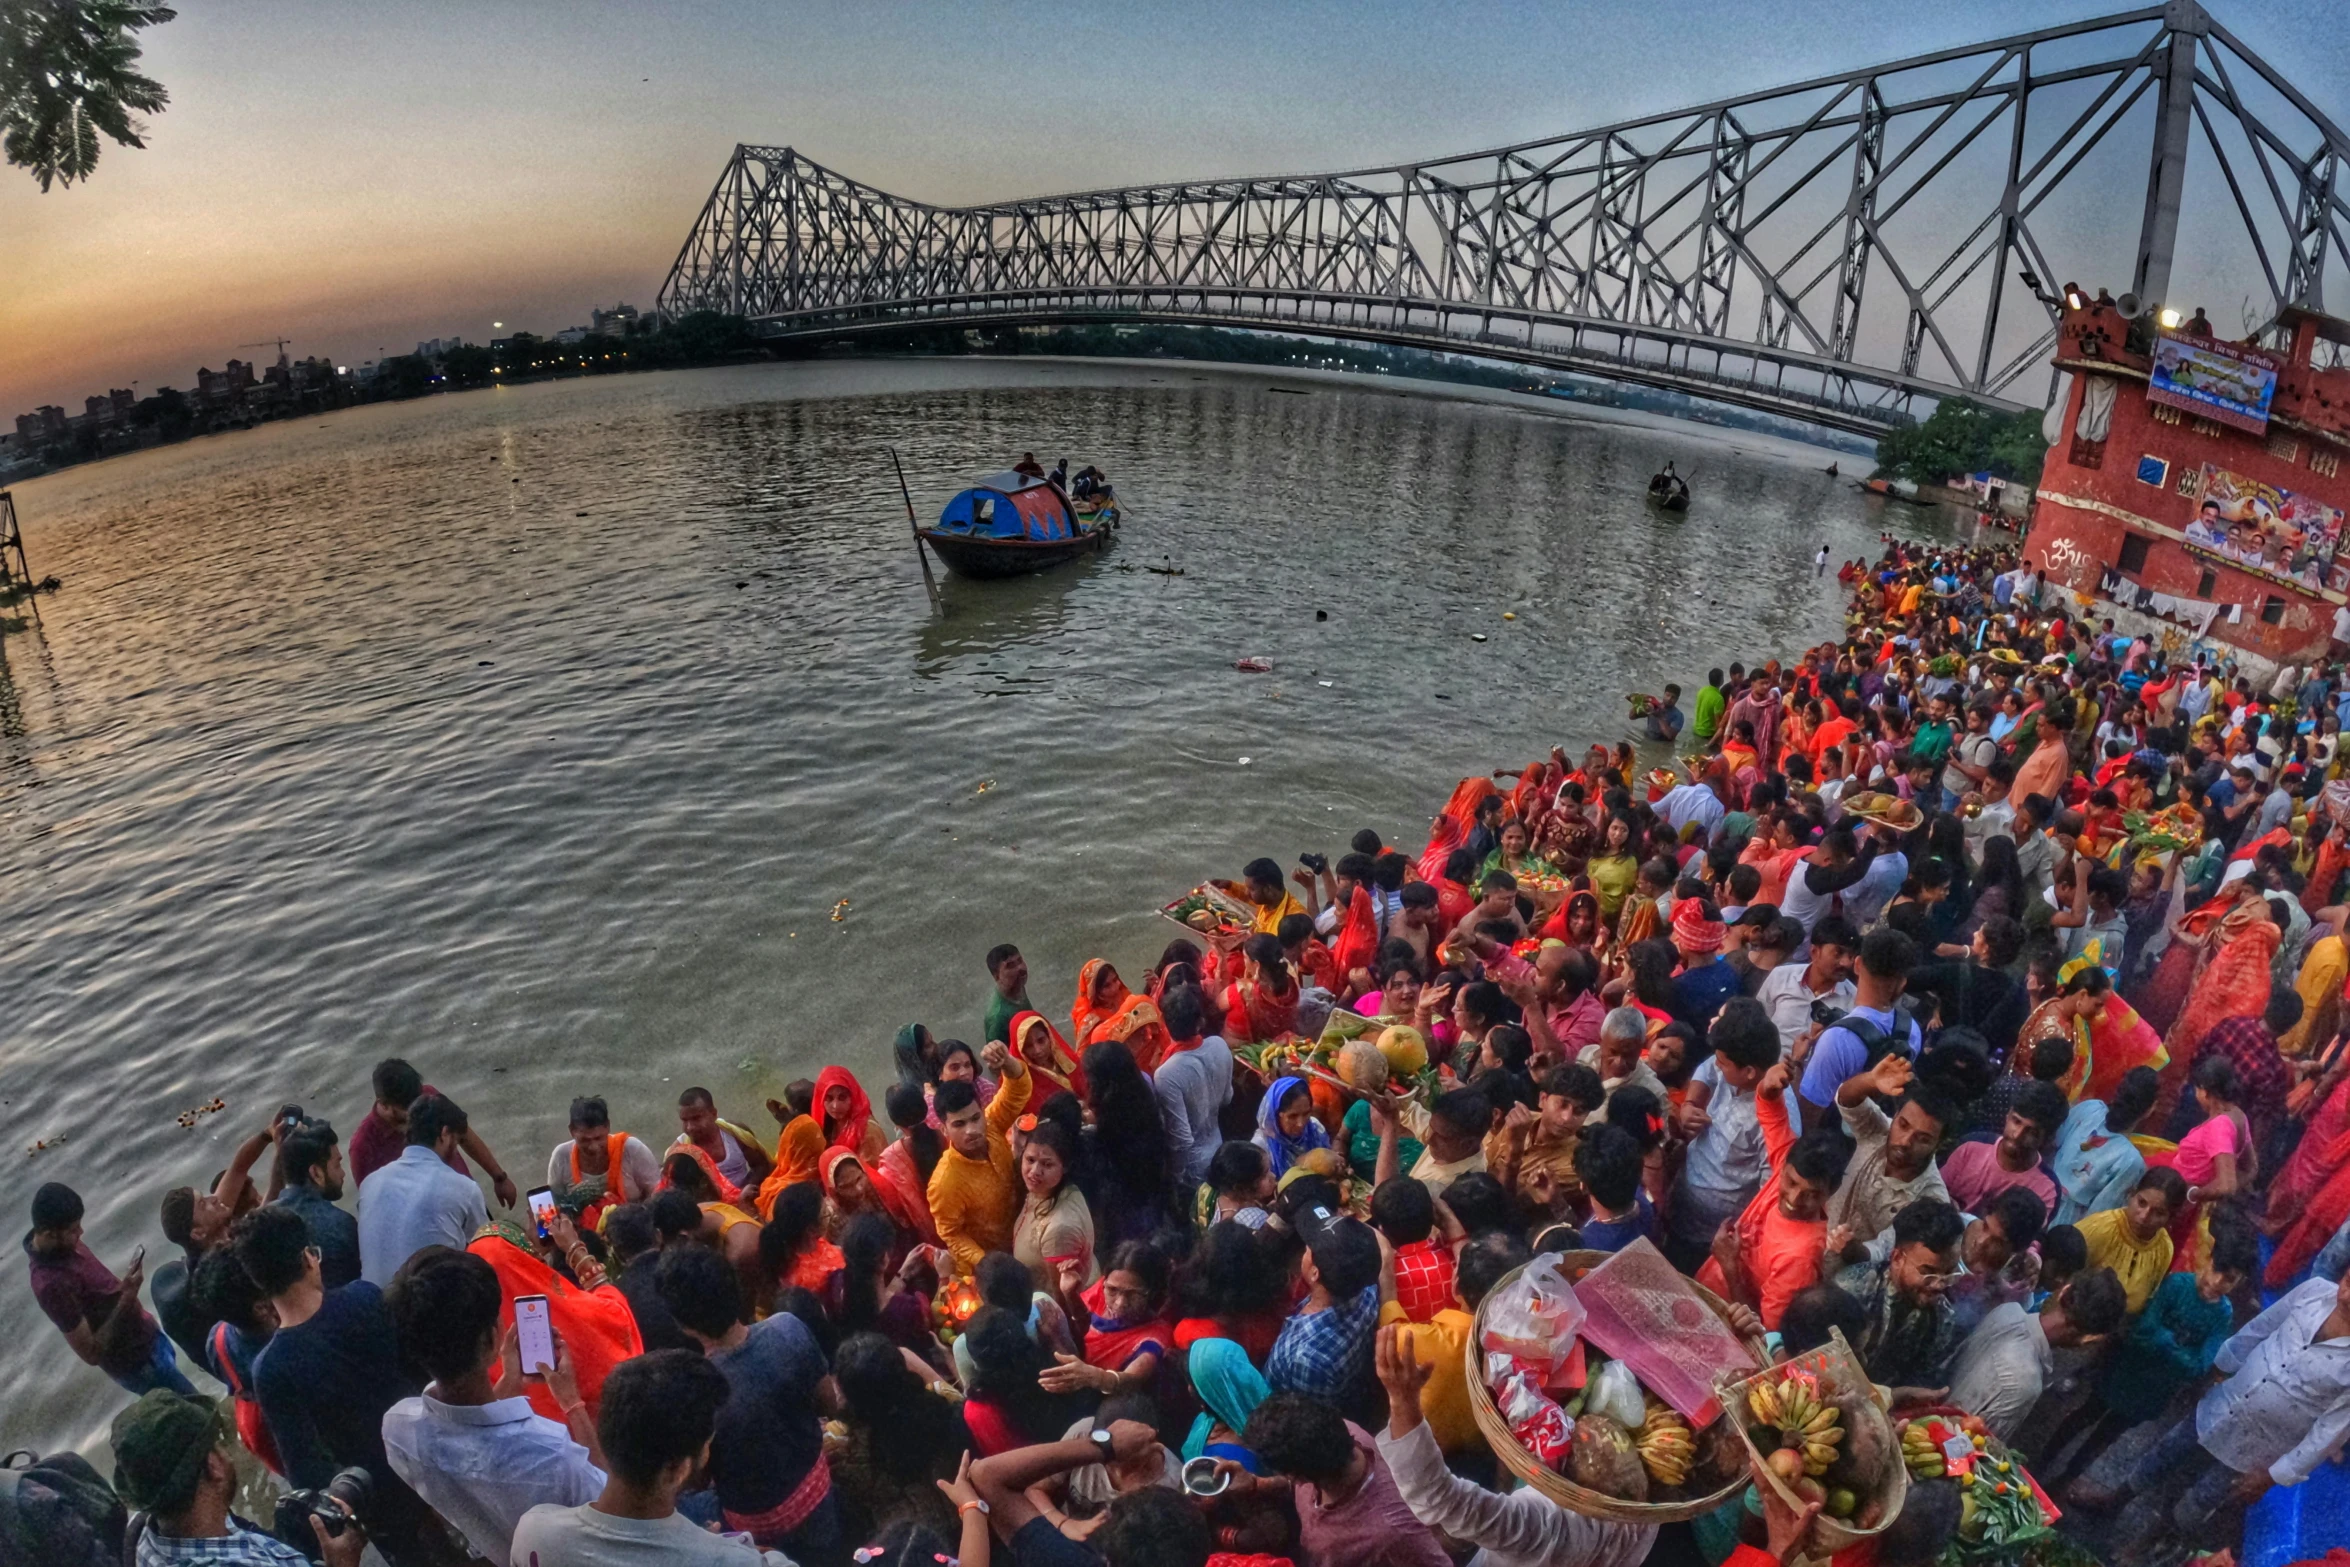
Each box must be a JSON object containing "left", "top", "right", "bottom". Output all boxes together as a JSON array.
[{"left": 1296, "top": 1204, "right": 1380, "bottom": 1296}]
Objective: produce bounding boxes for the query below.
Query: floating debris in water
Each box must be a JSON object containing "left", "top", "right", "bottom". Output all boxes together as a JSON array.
[
  {"left": 1234, "top": 657, "right": 1272, "bottom": 673},
  {"left": 27, "top": 1133, "right": 65, "bottom": 1158},
  {"left": 975, "top": 779, "right": 995, "bottom": 794},
  {"left": 1502, "top": 611, "right": 1518, "bottom": 621},
  {"left": 1471, "top": 633, "right": 1489, "bottom": 642},
  {"left": 830, "top": 898, "right": 851, "bottom": 923},
  {"left": 176, "top": 1098, "right": 227, "bottom": 1129},
  {"left": 1238, "top": 756, "right": 1253, "bottom": 765}
]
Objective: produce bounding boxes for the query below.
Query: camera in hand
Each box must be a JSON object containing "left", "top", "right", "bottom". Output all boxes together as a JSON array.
[
  {"left": 1808, "top": 999, "right": 1848, "bottom": 1027},
  {"left": 276, "top": 1466, "right": 372, "bottom": 1558},
  {"left": 1298, "top": 851, "right": 1329, "bottom": 874}
]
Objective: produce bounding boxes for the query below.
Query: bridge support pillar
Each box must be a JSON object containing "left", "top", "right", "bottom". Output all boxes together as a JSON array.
[{"left": 2133, "top": 7, "right": 2203, "bottom": 313}]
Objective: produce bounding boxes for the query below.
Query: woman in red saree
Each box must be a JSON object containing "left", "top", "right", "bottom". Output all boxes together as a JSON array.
[
  {"left": 1420, "top": 777, "right": 1499, "bottom": 881},
  {"left": 1328, "top": 881, "right": 1381, "bottom": 996},
  {"left": 1221, "top": 934, "right": 1302, "bottom": 1045},
  {"left": 2268, "top": 1074, "right": 2350, "bottom": 1288},
  {"left": 468, "top": 1218, "right": 643, "bottom": 1424},
  {"left": 1010, "top": 1010, "right": 1086, "bottom": 1100},
  {"left": 813, "top": 1065, "right": 887, "bottom": 1163},
  {"left": 1095, "top": 996, "right": 1175, "bottom": 1074}
]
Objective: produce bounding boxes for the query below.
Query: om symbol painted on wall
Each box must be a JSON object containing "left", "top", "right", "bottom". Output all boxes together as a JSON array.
[{"left": 2041, "top": 536, "right": 2097, "bottom": 583}]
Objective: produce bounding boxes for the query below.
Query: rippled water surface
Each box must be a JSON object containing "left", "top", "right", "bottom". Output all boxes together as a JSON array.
[{"left": 1, "top": 356, "right": 1954, "bottom": 1450}]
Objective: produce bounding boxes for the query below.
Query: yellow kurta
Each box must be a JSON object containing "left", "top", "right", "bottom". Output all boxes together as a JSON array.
[
  {"left": 1379, "top": 1301, "right": 1479, "bottom": 1455},
  {"left": 2076, "top": 1206, "right": 2174, "bottom": 1315},
  {"left": 924, "top": 1066, "right": 1034, "bottom": 1274}
]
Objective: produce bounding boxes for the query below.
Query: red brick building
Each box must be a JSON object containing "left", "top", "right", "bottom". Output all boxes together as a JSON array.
[{"left": 2027, "top": 295, "right": 2350, "bottom": 666}]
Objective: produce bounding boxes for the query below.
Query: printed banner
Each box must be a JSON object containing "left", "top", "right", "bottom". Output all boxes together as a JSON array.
[
  {"left": 2146, "top": 332, "right": 2279, "bottom": 433},
  {"left": 2181, "top": 463, "right": 2348, "bottom": 591}
]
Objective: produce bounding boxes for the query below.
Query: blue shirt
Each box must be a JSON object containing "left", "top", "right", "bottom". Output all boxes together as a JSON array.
[
  {"left": 357, "top": 1145, "right": 488, "bottom": 1286},
  {"left": 2050, "top": 1101, "right": 2146, "bottom": 1225},
  {"left": 1672, "top": 959, "right": 1743, "bottom": 1029},
  {"left": 274, "top": 1182, "right": 361, "bottom": 1289},
  {"left": 1266, "top": 1284, "right": 1380, "bottom": 1402},
  {"left": 137, "top": 1519, "right": 311, "bottom": 1566},
  {"left": 1580, "top": 1191, "right": 1656, "bottom": 1254},
  {"left": 1797, "top": 1005, "right": 1919, "bottom": 1111}
]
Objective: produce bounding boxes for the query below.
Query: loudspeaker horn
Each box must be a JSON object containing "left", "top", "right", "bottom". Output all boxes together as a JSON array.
[{"left": 2116, "top": 291, "right": 2143, "bottom": 319}]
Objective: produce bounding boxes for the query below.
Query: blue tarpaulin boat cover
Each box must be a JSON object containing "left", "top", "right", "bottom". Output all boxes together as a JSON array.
[{"left": 932, "top": 474, "right": 1076, "bottom": 542}]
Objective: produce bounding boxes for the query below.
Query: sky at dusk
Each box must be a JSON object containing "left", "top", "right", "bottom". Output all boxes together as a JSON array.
[{"left": 4, "top": 0, "right": 2347, "bottom": 416}]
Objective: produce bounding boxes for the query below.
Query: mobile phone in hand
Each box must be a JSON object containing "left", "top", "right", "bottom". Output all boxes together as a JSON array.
[
  {"left": 515, "top": 1294, "right": 554, "bottom": 1374},
  {"left": 526, "top": 1186, "right": 556, "bottom": 1241}
]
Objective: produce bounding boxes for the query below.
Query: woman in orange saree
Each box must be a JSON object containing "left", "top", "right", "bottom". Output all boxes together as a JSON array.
[
  {"left": 1221, "top": 935, "right": 1302, "bottom": 1045},
  {"left": 1070, "top": 961, "right": 1175, "bottom": 1070},
  {"left": 1010, "top": 1010, "right": 1087, "bottom": 1100},
  {"left": 468, "top": 1219, "right": 643, "bottom": 1424},
  {"left": 1328, "top": 882, "right": 1382, "bottom": 996},
  {"left": 755, "top": 1114, "right": 828, "bottom": 1220},
  {"left": 2156, "top": 895, "right": 2281, "bottom": 1126}
]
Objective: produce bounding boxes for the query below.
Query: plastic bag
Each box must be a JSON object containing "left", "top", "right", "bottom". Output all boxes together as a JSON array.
[
  {"left": 1586, "top": 1356, "right": 1646, "bottom": 1429},
  {"left": 1478, "top": 1252, "right": 1586, "bottom": 1383},
  {"left": 1497, "top": 1370, "right": 1574, "bottom": 1469}
]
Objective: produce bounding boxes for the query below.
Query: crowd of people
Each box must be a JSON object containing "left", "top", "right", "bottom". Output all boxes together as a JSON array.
[{"left": 20, "top": 533, "right": 2350, "bottom": 1567}]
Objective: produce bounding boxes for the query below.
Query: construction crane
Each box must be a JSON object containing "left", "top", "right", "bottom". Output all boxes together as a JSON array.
[{"left": 239, "top": 337, "right": 292, "bottom": 361}]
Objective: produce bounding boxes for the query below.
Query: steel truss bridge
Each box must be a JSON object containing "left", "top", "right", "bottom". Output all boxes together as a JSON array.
[{"left": 656, "top": 2, "right": 2350, "bottom": 437}]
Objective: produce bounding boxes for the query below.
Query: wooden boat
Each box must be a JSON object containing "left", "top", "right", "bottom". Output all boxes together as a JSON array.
[
  {"left": 917, "top": 471, "right": 1117, "bottom": 579},
  {"left": 1646, "top": 472, "right": 1691, "bottom": 512}
]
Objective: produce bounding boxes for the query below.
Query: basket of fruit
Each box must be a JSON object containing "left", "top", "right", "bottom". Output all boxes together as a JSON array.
[
  {"left": 1897, "top": 1411, "right": 2057, "bottom": 1557},
  {"left": 2122, "top": 804, "right": 2203, "bottom": 856},
  {"left": 1716, "top": 1329, "right": 1909, "bottom": 1551},
  {"left": 1466, "top": 1247, "right": 1767, "bottom": 1523},
  {"left": 1158, "top": 883, "right": 1256, "bottom": 939},
  {"left": 1626, "top": 693, "right": 1661, "bottom": 718}
]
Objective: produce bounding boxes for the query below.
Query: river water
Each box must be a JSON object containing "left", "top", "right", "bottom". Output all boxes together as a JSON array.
[{"left": 0, "top": 356, "right": 1966, "bottom": 1451}]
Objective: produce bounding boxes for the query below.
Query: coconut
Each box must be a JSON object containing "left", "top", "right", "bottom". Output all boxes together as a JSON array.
[
  {"left": 1567, "top": 1413, "right": 1648, "bottom": 1501},
  {"left": 1336, "top": 1038, "right": 1391, "bottom": 1095},
  {"left": 1375, "top": 1024, "right": 1429, "bottom": 1077}
]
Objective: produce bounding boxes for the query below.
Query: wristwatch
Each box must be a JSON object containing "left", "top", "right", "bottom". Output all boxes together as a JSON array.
[
  {"left": 1088, "top": 1428, "right": 1114, "bottom": 1457},
  {"left": 959, "top": 1498, "right": 989, "bottom": 1516}
]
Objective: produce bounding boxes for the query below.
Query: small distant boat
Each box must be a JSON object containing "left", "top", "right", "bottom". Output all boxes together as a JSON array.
[
  {"left": 917, "top": 471, "right": 1117, "bottom": 579},
  {"left": 1860, "top": 476, "right": 1931, "bottom": 505},
  {"left": 1646, "top": 470, "right": 1691, "bottom": 512}
]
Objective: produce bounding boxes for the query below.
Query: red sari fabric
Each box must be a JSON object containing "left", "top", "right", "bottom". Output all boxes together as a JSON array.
[
  {"left": 1223, "top": 977, "right": 1301, "bottom": 1045},
  {"left": 468, "top": 1227, "right": 644, "bottom": 1424},
  {"left": 658, "top": 1139, "right": 743, "bottom": 1205},
  {"left": 2269, "top": 1121, "right": 2350, "bottom": 1288},
  {"left": 814, "top": 1066, "right": 878, "bottom": 1155},
  {"left": 1079, "top": 1278, "right": 1174, "bottom": 1373},
  {"left": 2271, "top": 1075, "right": 2350, "bottom": 1218},
  {"left": 1329, "top": 885, "right": 1381, "bottom": 985},
  {"left": 1421, "top": 779, "right": 1499, "bottom": 880},
  {"left": 820, "top": 1146, "right": 926, "bottom": 1253},
  {"left": 1010, "top": 1010, "right": 1087, "bottom": 1101},
  {"left": 2158, "top": 909, "right": 2281, "bottom": 1124}
]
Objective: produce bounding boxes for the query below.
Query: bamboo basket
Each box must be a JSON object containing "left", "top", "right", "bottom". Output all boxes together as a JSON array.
[
  {"left": 1714, "top": 1327, "right": 1909, "bottom": 1554},
  {"left": 1464, "top": 1251, "right": 1769, "bottom": 1524}
]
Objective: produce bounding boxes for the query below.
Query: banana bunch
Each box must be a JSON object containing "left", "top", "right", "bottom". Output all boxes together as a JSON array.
[
  {"left": 1747, "top": 1373, "right": 1843, "bottom": 1476},
  {"left": 1635, "top": 1401, "right": 1695, "bottom": 1487},
  {"left": 1900, "top": 1421, "right": 1947, "bottom": 1480}
]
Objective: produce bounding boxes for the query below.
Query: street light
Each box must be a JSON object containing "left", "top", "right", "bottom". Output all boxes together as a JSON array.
[{"left": 2158, "top": 307, "right": 2183, "bottom": 329}]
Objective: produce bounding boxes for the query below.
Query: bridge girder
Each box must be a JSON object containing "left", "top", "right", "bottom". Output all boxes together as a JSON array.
[{"left": 658, "top": 3, "right": 2350, "bottom": 437}]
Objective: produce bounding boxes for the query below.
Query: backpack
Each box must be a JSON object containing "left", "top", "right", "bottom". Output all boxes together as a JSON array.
[
  {"left": 1833, "top": 1008, "right": 1913, "bottom": 1073},
  {"left": 0, "top": 1451, "right": 124, "bottom": 1567}
]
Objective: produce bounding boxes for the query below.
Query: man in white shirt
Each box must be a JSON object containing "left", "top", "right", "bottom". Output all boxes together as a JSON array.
[
  {"left": 1755, "top": 916, "right": 1858, "bottom": 1054},
  {"left": 2095, "top": 1270, "right": 2350, "bottom": 1550},
  {"left": 511, "top": 1349, "right": 790, "bottom": 1566},
  {"left": 1656, "top": 777, "right": 1726, "bottom": 845},
  {"left": 381, "top": 1247, "right": 606, "bottom": 1564},
  {"left": 1946, "top": 1271, "right": 2126, "bottom": 1440},
  {"left": 1150, "top": 986, "right": 1233, "bottom": 1187},
  {"left": 357, "top": 1094, "right": 489, "bottom": 1286}
]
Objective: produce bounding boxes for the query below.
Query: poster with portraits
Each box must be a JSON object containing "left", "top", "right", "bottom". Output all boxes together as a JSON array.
[{"left": 2179, "top": 462, "right": 2346, "bottom": 591}]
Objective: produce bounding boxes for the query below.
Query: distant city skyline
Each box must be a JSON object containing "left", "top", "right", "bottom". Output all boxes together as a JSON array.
[{"left": 4, "top": 0, "right": 2346, "bottom": 416}]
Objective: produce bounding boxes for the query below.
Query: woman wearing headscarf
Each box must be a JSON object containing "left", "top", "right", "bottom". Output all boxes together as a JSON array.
[
  {"left": 820, "top": 1146, "right": 924, "bottom": 1259},
  {"left": 1009, "top": 1010, "right": 1087, "bottom": 1101},
  {"left": 813, "top": 1066, "right": 888, "bottom": 1162},
  {"left": 1420, "top": 778, "right": 1500, "bottom": 882},
  {"left": 1252, "top": 1076, "right": 1332, "bottom": 1179},
  {"left": 755, "top": 1114, "right": 829, "bottom": 1220},
  {"left": 1221, "top": 935, "right": 1301, "bottom": 1046},
  {"left": 467, "top": 1216, "right": 644, "bottom": 1426},
  {"left": 1179, "top": 1336, "right": 1271, "bottom": 1471},
  {"left": 893, "top": 1023, "right": 941, "bottom": 1093}
]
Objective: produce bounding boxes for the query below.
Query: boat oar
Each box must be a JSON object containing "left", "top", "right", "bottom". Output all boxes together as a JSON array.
[{"left": 890, "top": 446, "right": 942, "bottom": 613}]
